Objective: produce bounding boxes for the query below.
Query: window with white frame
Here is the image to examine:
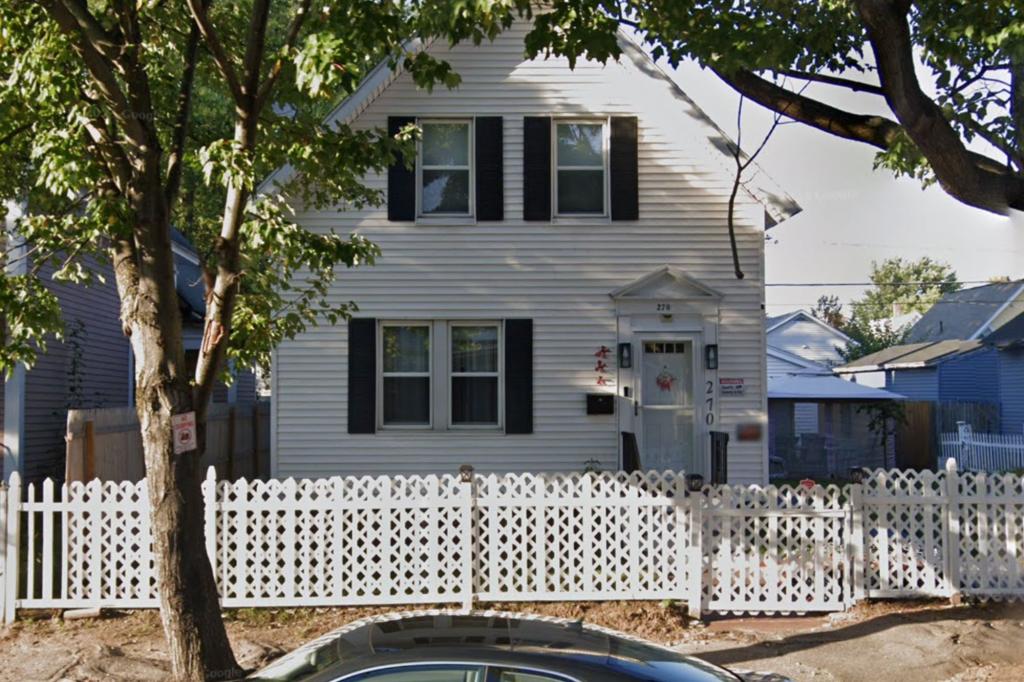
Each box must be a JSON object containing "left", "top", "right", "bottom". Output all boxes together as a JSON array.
[
  {"left": 419, "top": 120, "right": 472, "bottom": 216},
  {"left": 377, "top": 320, "right": 503, "bottom": 430},
  {"left": 450, "top": 323, "right": 500, "bottom": 426},
  {"left": 554, "top": 121, "right": 606, "bottom": 215},
  {"left": 380, "top": 324, "right": 431, "bottom": 426}
]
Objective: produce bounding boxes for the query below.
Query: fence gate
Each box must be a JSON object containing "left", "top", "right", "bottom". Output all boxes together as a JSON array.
[{"left": 702, "top": 484, "right": 849, "bottom": 613}]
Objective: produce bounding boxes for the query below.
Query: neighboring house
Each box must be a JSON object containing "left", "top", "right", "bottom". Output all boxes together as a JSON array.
[
  {"left": 765, "top": 310, "right": 901, "bottom": 479},
  {"left": 905, "top": 280, "right": 1024, "bottom": 343},
  {"left": 836, "top": 281, "right": 1024, "bottom": 434},
  {"left": 766, "top": 310, "right": 852, "bottom": 367},
  {"left": 2, "top": 208, "right": 256, "bottom": 484},
  {"left": 267, "top": 22, "right": 801, "bottom": 484}
]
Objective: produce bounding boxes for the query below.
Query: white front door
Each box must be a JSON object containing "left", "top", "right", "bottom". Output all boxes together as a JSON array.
[{"left": 639, "top": 340, "right": 701, "bottom": 473}]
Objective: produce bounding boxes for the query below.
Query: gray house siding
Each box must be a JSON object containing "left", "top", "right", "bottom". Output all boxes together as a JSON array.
[
  {"left": 999, "top": 349, "right": 1024, "bottom": 435},
  {"left": 23, "top": 257, "right": 130, "bottom": 482},
  {"left": 885, "top": 368, "right": 939, "bottom": 401},
  {"left": 938, "top": 348, "right": 1000, "bottom": 405}
]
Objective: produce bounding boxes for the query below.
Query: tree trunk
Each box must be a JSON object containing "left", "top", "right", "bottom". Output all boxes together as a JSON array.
[{"left": 116, "top": 181, "right": 242, "bottom": 681}]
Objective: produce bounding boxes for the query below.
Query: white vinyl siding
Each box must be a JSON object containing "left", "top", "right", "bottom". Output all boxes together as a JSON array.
[
  {"left": 767, "top": 316, "right": 848, "bottom": 367},
  {"left": 274, "top": 22, "right": 770, "bottom": 483}
]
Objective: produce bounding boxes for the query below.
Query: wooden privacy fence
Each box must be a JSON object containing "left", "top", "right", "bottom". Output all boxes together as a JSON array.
[
  {"left": 1, "top": 462, "right": 1022, "bottom": 623},
  {"left": 65, "top": 402, "right": 270, "bottom": 483},
  {"left": 941, "top": 422, "right": 1024, "bottom": 472}
]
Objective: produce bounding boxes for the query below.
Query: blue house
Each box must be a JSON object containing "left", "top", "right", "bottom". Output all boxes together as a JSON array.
[{"left": 836, "top": 280, "right": 1024, "bottom": 435}]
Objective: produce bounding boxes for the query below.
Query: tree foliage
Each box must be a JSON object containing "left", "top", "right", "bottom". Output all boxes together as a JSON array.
[
  {"left": 852, "top": 257, "right": 961, "bottom": 321},
  {"left": 839, "top": 257, "right": 960, "bottom": 360},
  {"left": 811, "top": 294, "right": 846, "bottom": 329},
  {"left": 514, "top": 0, "right": 1024, "bottom": 215}
]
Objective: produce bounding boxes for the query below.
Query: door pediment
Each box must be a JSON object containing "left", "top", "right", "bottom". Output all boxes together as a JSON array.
[{"left": 610, "top": 266, "right": 723, "bottom": 302}]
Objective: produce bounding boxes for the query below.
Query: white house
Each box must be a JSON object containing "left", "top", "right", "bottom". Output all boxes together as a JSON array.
[{"left": 268, "top": 23, "right": 800, "bottom": 484}]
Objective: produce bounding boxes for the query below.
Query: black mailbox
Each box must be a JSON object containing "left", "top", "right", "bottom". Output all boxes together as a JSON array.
[{"left": 586, "top": 393, "right": 615, "bottom": 415}]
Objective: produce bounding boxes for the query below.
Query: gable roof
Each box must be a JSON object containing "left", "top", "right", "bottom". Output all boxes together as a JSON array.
[
  {"left": 905, "top": 281, "right": 1024, "bottom": 343},
  {"left": 259, "top": 27, "right": 800, "bottom": 223},
  {"left": 766, "top": 346, "right": 832, "bottom": 374},
  {"left": 765, "top": 310, "right": 855, "bottom": 344},
  {"left": 836, "top": 339, "right": 984, "bottom": 373},
  {"left": 984, "top": 311, "right": 1024, "bottom": 348}
]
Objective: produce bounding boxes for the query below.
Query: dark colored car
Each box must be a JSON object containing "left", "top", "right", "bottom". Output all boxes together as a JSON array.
[{"left": 248, "top": 610, "right": 743, "bottom": 682}]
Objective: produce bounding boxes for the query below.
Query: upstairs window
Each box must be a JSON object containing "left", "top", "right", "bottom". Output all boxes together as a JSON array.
[
  {"left": 554, "top": 121, "right": 606, "bottom": 215},
  {"left": 419, "top": 120, "right": 472, "bottom": 216}
]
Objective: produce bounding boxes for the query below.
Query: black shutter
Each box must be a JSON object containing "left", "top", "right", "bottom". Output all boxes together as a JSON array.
[
  {"left": 610, "top": 116, "right": 639, "bottom": 221},
  {"left": 348, "top": 318, "right": 376, "bottom": 434},
  {"left": 387, "top": 116, "right": 416, "bottom": 221},
  {"left": 504, "top": 319, "right": 533, "bottom": 434},
  {"left": 475, "top": 116, "right": 504, "bottom": 221},
  {"left": 523, "top": 117, "right": 551, "bottom": 221}
]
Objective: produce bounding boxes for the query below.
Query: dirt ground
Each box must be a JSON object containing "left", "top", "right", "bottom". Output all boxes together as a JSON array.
[{"left": 0, "top": 599, "right": 1022, "bottom": 681}]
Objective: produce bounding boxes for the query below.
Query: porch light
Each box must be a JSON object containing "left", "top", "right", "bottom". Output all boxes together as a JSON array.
[
  {"left": 685, "top": 473, "right": 705, "bottom": 492},
  {"left": 618, "top": 342, "right": 633, "bottom": 369},
  {"left": 705, "top": 344, "right": 719, "bottom": 370}
]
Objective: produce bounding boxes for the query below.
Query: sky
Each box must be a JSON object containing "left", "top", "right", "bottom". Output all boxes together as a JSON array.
[{"left": 666, "top": 61, "right": 1024, "bottom": 318}]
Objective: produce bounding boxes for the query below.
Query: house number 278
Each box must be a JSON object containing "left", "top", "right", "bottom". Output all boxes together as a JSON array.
[{"left": 656, "top": 303, "right": 671, "bottom": 311}]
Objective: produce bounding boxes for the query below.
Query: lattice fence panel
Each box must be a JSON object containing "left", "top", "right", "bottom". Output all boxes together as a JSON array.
[
  {"left": 703, "top": 483, "right": 847, "bottom": 614},
  {"left": 861, "top": 470, "right": 948, "bottom": 598},
  {"left": 64, "top": 479, "right": 155, "bottom": 605},
  {"left": 957, "top": 472, "right": 1024, "bottom": 596},
  {"left": 473, "top": 471, "right": 687, "bottom": 602}
]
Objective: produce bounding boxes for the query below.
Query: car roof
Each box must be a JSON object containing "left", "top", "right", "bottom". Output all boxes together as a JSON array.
[{"left": 249, "top": 610, "right": 737, "bottom": 681}]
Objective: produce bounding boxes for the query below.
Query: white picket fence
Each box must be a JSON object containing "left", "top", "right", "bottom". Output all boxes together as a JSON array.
[
  {"left": 941, "top": 423, "right": 1024, "bottom": 472},
  {"left": 1, "top": 462, "right": 1022, "bottom": 623}
]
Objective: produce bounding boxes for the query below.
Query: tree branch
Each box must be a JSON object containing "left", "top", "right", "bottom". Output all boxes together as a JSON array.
[
  {"left": 240, "top": 0, "right": 272, "bottom": 104},
  {"left": 164, "top": 1, "right": 208, "bottom": 208},
  {"left": 37, "top": 0, "right": 149, "bottom": 147},
  {"left": 854, "top": 0, "right": 1024, "bottom": 213},
  {"left": 255, "top": 0, "right": 312, "bottom": 112},
  {"left": 184, "top": 0, "right": 244, "bottom": 106},
  {"left": 712, "top": 67, "right": 904, "bottom": 150},
  {"left": 769, "top": 68, "right": 885, "bottom": 96}
]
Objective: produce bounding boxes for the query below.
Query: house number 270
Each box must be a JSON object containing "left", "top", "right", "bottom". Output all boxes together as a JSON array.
[{"left": 656, "top": 303, "right": 671, "bottom": 311}]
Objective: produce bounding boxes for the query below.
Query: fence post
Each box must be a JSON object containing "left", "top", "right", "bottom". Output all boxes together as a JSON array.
[
  {"left": 847, "top": 483, "right": 866, "bottom": 604},
  {"left": 957, "top": 422, "right": 972, "bottom": 469},
  {"left": 204, "top": 467, "right": 218, "bottom": 592},
  {"left": 4, "top": 473, "right": 20, "bottom": 623},
  {"left": 0, "top": 481, "right": 7, "bottom": 624},
  {"left": 686, "top": 487, "right": 704, "bottom": 620},
  {"left": 943, "top": 458, "right": 962, "bottom": 602},
  {"left": 458, "top": 465, "right": 475, "bottom": 612}
]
